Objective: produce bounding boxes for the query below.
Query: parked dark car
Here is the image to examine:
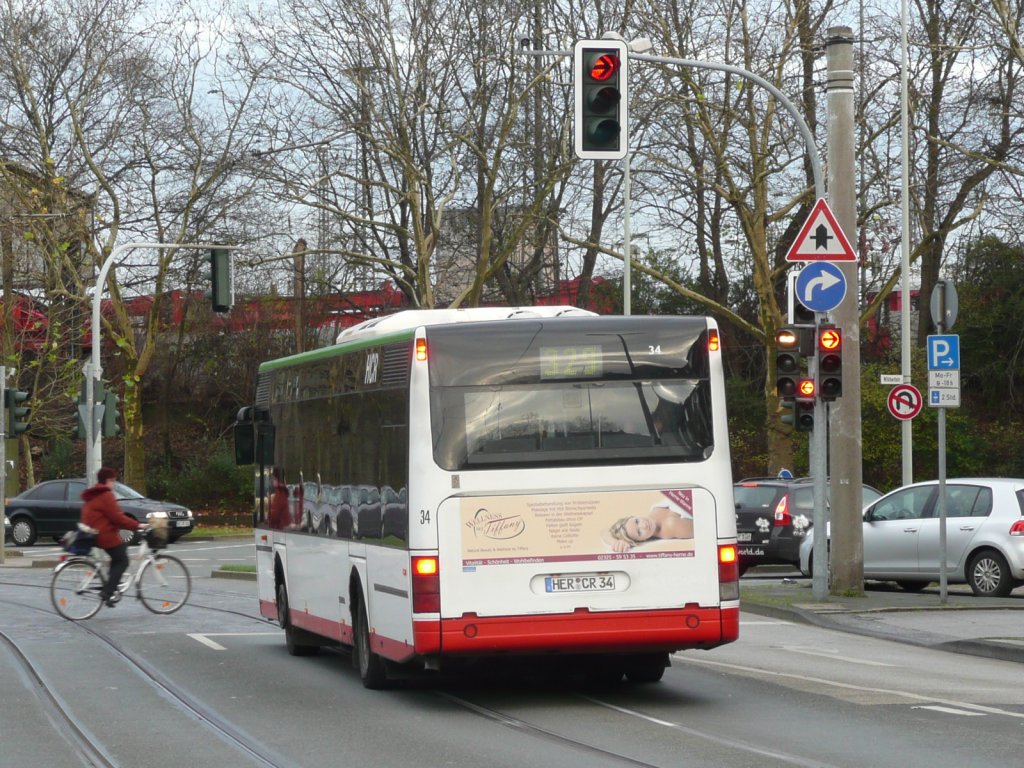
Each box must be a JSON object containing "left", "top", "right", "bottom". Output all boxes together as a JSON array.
[
  {"left": 734, "top": 476, "right": 882, "bottom": 573},
  {"left": 5, "top": 479, "right": 193, "bottom": 547}
]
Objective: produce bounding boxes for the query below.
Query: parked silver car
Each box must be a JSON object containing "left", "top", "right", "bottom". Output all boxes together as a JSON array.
[{"left": 800, "top": 478, "right": 1024, "bottom": 597}]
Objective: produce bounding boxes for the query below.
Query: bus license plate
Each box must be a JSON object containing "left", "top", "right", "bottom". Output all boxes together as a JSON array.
[{"left": 544, "top": 574, "right": 615, "bottom": 593}]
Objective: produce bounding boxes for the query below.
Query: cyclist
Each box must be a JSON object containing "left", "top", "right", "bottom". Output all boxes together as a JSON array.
[{"left": 80, "top": 467, "right": 141, "bottom": 607}]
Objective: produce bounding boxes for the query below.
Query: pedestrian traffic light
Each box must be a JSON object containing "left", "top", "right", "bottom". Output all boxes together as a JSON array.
[
  {"left": 102, "top": 391, "right": 121, "bottom": 437},
  {"left": 5, "top": 388, "right": 30, "bottom": 435},
  {"left": 210, "top": 247, "right": 234, "bottom": 312},
  {"left": 817, "top": 324, "right": 843, "bottom": 401},
  {"left": 573, "top": 39, "right": 628, "bottom": 160},
  {"left": 775, "top": 326, "right": 801, "bottom": 401}
]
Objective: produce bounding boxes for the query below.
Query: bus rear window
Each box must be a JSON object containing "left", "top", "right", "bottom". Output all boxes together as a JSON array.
[{"left": 426, "top": 317, "right": 715, "bottom": 470}]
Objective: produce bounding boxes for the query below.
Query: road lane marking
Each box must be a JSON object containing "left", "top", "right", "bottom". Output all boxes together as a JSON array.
[
  {"left": 912, "top": 705, "right": 985, "bottom": 716},
  {"left": 581, "top": 696, "right": 839, "bottom": 768},
  {"left": 671, "top": 654, "right": 1024, "bottom": 720},
  {"left": 776, "top": 645, "right": 899, "bottom": 667},
  {"left": 188, "top": 631, "right": 281, "bottom": 650}
]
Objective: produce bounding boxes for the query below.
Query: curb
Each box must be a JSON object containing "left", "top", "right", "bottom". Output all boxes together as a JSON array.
[{"left": 211, "top": 569, "right": 257, "bottom": 581}]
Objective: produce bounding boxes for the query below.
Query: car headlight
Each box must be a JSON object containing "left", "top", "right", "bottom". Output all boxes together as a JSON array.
[
  {"left": 146, "top": 511, "right": 168, "bottom": 520},
  {"left": 185, "top": 509, "right": 193, "bottom": 518}
]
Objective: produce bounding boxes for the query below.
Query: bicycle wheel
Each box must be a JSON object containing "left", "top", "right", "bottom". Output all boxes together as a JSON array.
[
  {"left": 137, "top": 554, "right": 191, "bottom": 614},
  {"left": 50, "top": 559, "right": 105, "bottom": 621}
]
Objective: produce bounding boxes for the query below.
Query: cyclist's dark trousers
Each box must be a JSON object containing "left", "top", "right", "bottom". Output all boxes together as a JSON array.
[{"left": 101, "top": 543, "right": 129, "bottom": 599}]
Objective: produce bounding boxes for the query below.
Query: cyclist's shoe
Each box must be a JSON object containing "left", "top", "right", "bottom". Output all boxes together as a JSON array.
[{"left": 105, "top": 594, "right": 121, "bottom": 607}]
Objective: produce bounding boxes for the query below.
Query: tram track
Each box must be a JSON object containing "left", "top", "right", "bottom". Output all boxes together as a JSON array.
[
  {"left": 0, "top": 595, "right": 293, "bottom": 768},
  {"left": 2, "top": 579, "right": 834, "bottom": 768}
]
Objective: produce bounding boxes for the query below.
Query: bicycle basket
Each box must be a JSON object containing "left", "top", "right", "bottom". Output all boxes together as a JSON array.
[{"left": 144, "top": 525, "right": 169, "bottom": 549}]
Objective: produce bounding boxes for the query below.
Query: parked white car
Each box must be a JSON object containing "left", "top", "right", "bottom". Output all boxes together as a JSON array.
[{"left": 800, "top": 478, "right": 1024, "bottom": 597}]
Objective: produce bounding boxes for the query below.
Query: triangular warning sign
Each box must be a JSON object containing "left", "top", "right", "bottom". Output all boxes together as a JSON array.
[{"left": 785, "top": 198, "right": 857, "bottom": 262}]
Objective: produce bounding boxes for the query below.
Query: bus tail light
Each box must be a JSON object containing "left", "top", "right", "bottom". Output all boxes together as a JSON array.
[
  {"left": 773, "top": 494, "right": 792, "bottom": 527},
  {"left": 412, "top": 555, "right": 440, "bottom": 613},
  {"left": 708, "top": 329, "right": 720, "bottom": 352},
  {"left": 415, "top": 338, "right": 428, "bottom": 361},
  {"left": 719, "top": 544, "right": 739, "bottom": 600}
]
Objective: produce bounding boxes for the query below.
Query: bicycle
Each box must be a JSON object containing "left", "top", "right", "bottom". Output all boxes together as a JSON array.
[{"left": 50, "top": 526, "right": 191, "bottom": 620}]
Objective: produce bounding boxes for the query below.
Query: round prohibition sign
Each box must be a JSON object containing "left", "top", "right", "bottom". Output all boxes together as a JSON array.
[{"left": 887, "top": 384, "right": 923, "bottom": 421}]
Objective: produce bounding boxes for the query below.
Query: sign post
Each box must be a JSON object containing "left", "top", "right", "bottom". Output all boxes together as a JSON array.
[
  {"left": 928, "top": 331, "right": 960, "bottom": 605},
  {"left": 929, "top": 278, "right": 959, "bottom": 605}
]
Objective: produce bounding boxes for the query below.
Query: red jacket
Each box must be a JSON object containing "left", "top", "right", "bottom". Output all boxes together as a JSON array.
[{"left": 81, "top": 484, "right": 140, "bottom": 548}]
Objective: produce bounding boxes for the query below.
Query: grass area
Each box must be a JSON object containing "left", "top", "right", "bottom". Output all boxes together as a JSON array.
[{"left": 219, "top": 563, "right": 257, "bottom": 573}]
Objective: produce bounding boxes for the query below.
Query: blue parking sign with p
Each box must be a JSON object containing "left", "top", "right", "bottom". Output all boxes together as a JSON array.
[{"left": 927, "top": 334, "right": 959, "bottom": 371}]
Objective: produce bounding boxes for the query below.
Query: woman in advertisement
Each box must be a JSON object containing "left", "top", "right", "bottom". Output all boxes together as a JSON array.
[{"left": 603, "top": 502, "right": 694, "bottom": 553}]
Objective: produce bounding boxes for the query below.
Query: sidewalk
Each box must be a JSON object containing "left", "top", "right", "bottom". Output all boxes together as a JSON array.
[{"left": 741, "top": 571, "right": 1024, "bottom": 664}]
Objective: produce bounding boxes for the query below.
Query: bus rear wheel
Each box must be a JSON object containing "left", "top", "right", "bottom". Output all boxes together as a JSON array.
[
  {"left": 624, "top": 653, "right": 668, "bottom": 683},
  {"left": 353, "top": 597, "right": 387, "bottom": 689},
  {"left": 277, "top": 580, "right": 320, "bottom": 657}
]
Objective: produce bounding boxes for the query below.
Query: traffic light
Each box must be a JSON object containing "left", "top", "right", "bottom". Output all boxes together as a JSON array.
[
  {"left": 72, "top": 410, "right": 86, "bottom": 440},
  {"left": 795, "top": 378, "right": 815, "bottom": 432},
  {"left": 102, "top": 391, "right": 121, "bottom": 437},
  {"left": 780, "top": 379, "right": 815, "bottom": 433},
  {"left": 573, "top": 39, "right": 628, "bottom": 160},
  {"left": 5, "top": 388, "right": 30, "bottom": 435},
  {"left": 775, "top": 326, "right": 801, "bottom": 401},
  {"left": 817, "top": 325, "right": 843, "bottom": 401},
  {"left": 210, "top": 247, "right": 234, "bottom": 312}
]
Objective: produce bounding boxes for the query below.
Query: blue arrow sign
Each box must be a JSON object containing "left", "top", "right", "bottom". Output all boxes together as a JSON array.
[
  {"left": 927, "top": 334, "right": 960, "bottom": 371},
  {"left": 794, "top": 262, "right": 847, "bottom": 313}
]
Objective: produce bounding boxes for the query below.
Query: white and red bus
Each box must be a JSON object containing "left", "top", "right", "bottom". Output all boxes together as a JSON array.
[{"left": 235, "top": 307, "right": 739, "bottom": 687}]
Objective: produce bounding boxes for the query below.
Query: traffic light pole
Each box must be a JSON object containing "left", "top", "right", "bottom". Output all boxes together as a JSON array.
[{"left": 86, "top": 241, "right": 216, "bottom": 482}]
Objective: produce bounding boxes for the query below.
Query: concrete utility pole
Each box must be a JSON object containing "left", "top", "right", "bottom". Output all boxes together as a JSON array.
[{"left": 826, "top": 28, "right": 864, "bottom": 595}]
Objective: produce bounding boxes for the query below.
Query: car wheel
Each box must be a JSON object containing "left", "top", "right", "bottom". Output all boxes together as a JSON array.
[
  {"left": 967, "top": 550, "right": 1013, "bottom": 597},
  {"left": 11, "top": 517, "right": 37, "bottom": 547}
]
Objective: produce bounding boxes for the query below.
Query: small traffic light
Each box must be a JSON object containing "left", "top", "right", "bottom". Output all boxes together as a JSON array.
[
  {"left": 817, "top": 325, "right": 843, "bottom": 401},
  {"left": 210, "top": 247, "right": 234, "bottom": 312},
  {"left": 5, "top": 388, "right": 30, "bottom": 435},
  {"left": 102, "top": 391, "right": 121, "bottom": 438},
  {"left": 794, "top": 379, "right": 816, "bottom": 432},
  {"left": 573, "top": 39, "right": 628, "bottom": 160},
  {"left": 775, "top": 326, "right": 801, "bottom": 401}
]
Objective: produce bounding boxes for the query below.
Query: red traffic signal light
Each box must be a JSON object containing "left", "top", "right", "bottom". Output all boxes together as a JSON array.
[{"left": 573, "top": 39, "right": 629, "bottom": 160}]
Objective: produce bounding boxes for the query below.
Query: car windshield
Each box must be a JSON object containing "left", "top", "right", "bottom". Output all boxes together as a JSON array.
[{"left": 113, "top": 482, "right": 146, "bottom": 500}]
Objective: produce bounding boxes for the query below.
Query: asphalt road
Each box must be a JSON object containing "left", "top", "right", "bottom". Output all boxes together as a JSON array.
[{"left": 1, "top": 549, "right": 1022, "bottom": 768}]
